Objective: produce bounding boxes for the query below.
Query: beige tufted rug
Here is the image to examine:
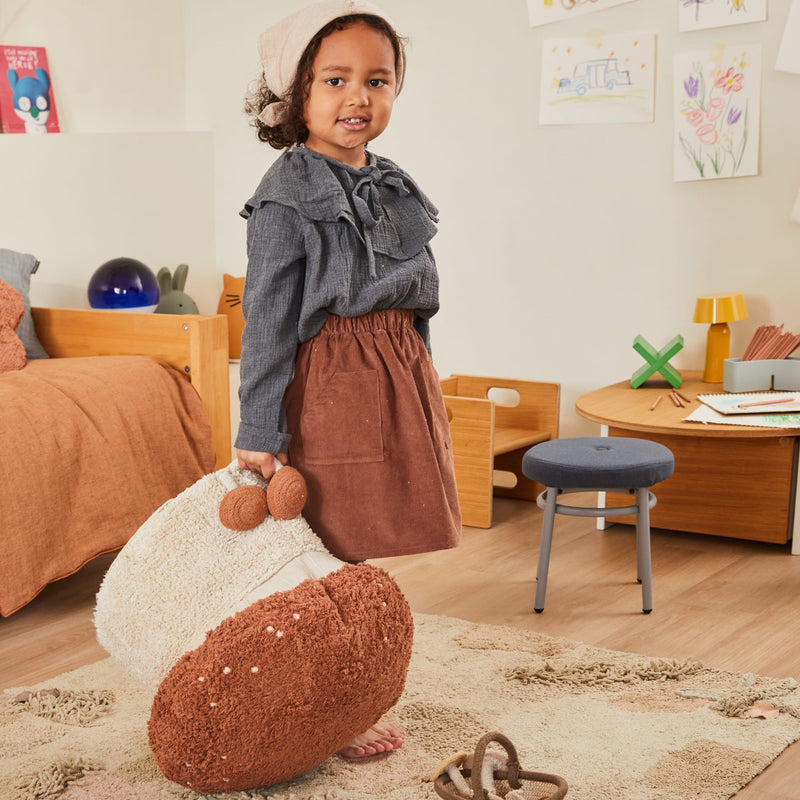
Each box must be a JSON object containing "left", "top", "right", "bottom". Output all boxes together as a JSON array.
[{"left": 2, "top": 613, "right": 799, "bottom": 800}]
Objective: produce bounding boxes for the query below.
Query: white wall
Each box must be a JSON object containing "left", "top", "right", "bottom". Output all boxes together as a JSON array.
[
  {"left": 184, "top": 0, "right": 800, "bottom": 434},
  {"left": 0, "top": 132, "right": 217, "bottom": 310},
  {"left": 0, "top": 0, "right": 185, "bottom": 131},
  {"left": 2, "top": 1, "right": 800, "bottom": 435},
  {"left": 0, "top": 0, "right": 222, "bottom": 314}
]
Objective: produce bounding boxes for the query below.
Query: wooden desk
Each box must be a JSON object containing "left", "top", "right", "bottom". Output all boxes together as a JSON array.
[{"left": 576, "top": 372, "right": 799, "bottom": 550}]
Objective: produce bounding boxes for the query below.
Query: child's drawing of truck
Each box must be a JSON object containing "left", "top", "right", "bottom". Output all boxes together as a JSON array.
[{"left": 557, "top": 58, "right": 632, "bottom": 96}]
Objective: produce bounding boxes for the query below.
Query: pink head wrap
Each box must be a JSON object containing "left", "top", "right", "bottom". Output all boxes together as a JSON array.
[{"left": 256, "top": 0, "right": 405, "bottom": 126}]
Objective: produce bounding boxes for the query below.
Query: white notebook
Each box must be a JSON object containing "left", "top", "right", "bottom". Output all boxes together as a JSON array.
[
  {"left": 697, "top": 392, "right": 800, "bottom": 415},
  {"left": 685, "top": 403, "right": 800, "bottom": 429}
]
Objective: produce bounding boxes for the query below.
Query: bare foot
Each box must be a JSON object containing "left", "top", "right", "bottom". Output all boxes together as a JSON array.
[{"left": 337, "top": 720, "right": 404, "bottom": 759}]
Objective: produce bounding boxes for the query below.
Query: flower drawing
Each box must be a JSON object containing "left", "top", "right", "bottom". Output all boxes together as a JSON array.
[
  {"left": 678, "top": 51, "right": 751, "bottom": 179},
  {"left": 705, "top": 96, "right": 725, "bottom": 120},
  {"left": 696, "top": 123, "right": 719, "bottom": 145},
  {"left": 686, "top": 108, "right": 704, "bottom": 126},
  {"left": 715, "top": 66, "right": 745, "bottom": 93},
  {"left": 681, "top": 0, "right": 712, "bottom": 22},
  {"left": 727, "top": 106, "right": 742, "bottom": 125}
]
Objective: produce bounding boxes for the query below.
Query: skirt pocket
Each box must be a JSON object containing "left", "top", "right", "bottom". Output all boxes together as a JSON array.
[{"left": 299, "top": 368, "right": 385, "bottom": 465}]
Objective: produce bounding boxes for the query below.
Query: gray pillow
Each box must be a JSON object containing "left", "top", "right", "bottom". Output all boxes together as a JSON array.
[{"left": 0, "top": 248, "right": 49, "bottom": 359}]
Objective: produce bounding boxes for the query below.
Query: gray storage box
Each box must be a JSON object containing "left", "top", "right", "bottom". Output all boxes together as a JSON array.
[{"left": 723, "top": 357, "right": 800, "bottom": 392}]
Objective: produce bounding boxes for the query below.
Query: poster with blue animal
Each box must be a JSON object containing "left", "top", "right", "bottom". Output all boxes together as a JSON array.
[{"left": 0, "top": 46, "right": 60, "bottom": 134}]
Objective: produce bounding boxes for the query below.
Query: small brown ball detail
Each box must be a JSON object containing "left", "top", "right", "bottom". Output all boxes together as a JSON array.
[
  {"left": 219, "top": 486, "right": 269, "bottom": 530},
  {"left": 267, "top": 467, "right": 307, "bottom": 520}
]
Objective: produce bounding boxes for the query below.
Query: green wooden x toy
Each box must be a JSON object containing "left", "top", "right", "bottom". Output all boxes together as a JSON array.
[{"left": 631, "top": 334, "right": 683, "bottom": 388}]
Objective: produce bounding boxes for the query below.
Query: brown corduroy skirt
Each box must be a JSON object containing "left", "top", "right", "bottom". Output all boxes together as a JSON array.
[{"left": 283, "top": 309, "right": 461, "bottom": 562}]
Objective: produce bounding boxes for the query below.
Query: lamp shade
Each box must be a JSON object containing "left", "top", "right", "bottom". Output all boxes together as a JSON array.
[{"left": 693, "top": 292, "right": 748, "bottom": 324}]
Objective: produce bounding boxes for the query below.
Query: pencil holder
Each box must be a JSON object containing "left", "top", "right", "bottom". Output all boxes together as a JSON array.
[{"left": 723, "top": 357, "right": 800, "bottom": 393}]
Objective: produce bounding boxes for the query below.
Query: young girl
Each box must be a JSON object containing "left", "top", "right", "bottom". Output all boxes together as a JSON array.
[{"left": 236, "top": 0, "right": 461, "bottom": 755}]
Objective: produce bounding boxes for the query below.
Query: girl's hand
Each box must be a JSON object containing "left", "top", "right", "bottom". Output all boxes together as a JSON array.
[{"left": 236, "top": 449, "right": 289, "bottom": 480}]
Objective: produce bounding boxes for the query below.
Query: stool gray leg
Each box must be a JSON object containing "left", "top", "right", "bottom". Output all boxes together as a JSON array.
[
  {"left": 535, "top": 487, "right": 559, "bottom": 613},
  {"left": 635, "top": 487, "right": 653, "bottom": 614}
]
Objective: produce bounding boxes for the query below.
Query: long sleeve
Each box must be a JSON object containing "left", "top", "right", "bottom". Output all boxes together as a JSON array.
[
  {"left": 235, "top": 146, "right": 442, "bottom": 455},
  {"left": 235, "top": 202, "right": 306, "bottom": 454}
]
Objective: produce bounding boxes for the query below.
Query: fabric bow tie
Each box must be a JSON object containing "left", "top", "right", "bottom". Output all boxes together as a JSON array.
[{"left": 351, "top": 169, "right": 413, "bottom": 277}]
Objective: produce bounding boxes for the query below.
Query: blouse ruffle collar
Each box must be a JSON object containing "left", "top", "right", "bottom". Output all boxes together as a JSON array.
[{"left": 242, "top": 147, "right": 438, "bottom": 276}]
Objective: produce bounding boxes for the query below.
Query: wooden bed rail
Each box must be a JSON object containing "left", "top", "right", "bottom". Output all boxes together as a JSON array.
[{"left": 31, "top": 307, "right": 232, "bottom": 469}]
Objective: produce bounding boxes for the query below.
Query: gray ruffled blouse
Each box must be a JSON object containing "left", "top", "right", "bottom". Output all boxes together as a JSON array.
[{"left": 235, "top": 146, "right": 441, "bottom": 455}]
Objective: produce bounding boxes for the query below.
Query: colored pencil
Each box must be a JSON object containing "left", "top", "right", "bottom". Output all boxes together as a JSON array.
[{"left": 738, "top": 397, "right": 796, "bottom": 409}]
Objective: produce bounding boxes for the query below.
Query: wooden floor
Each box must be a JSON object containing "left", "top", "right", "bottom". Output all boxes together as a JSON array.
[{"left": 2, "top": 497, "right": 799, "bottom": 798}]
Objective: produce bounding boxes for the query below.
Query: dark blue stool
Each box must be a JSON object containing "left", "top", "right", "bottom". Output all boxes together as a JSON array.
[{"left": 522, "top": 437, "right": 674, "bottom": 614}]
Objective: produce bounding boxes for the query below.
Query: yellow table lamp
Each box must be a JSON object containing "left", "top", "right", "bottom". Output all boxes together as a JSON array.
[{"left": 693, "top": 292, "right": 748, "bottom": 383}]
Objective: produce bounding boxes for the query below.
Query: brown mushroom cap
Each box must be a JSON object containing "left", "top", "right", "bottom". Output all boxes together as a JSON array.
[{"left": 148, "top": 563, "right": 414, "bottom": 793}]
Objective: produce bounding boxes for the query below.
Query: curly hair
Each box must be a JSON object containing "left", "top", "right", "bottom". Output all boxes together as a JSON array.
[{"left": 244, "top": 14, "right": 406, "bottom": 150}]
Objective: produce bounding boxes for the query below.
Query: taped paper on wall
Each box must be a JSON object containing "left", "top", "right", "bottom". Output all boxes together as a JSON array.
[
  {"left": 673, "top": 45, "right": 761, "bottom": 182},
  {"left": 777, "top": 0, "right": 800, "bottom": 74},
  {"left": 540, "top": 32, "right": 655, "bottom": 125},
  {"left": 527, "top": 0, "right": 637, "bottom": 28},
  {"left": 678, "top": 0, "right": 767, "bottom": 33},
  {"left": 791, "top": 188, "right": 800, "bottom": 224}
]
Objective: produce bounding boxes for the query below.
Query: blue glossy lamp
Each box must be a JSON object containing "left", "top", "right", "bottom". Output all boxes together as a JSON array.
[{"left": 88, "top": 257, "right": 160, "bottom": 312}]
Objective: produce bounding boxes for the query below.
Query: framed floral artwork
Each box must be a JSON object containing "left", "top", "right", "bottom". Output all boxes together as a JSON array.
[{"left": 673, "top": 45, "right": 761, "bottom": 182}]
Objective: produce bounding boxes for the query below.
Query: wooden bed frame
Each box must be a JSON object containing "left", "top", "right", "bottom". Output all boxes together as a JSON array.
[{"left": 31, "top": 307, "right": 231, "bottom": 469}]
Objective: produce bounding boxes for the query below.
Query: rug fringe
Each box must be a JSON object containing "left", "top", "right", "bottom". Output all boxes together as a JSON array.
[
  {"left": 507, "top": 658, "right": 704, "bottom": 688},
  {"left": 710, "top": 677, "right": 800, "bottom": 718},
  {"left": 13, "top": 758, "right": 101, "bottom": 800},
  {"left": 11, "top": 689, "right": 115, "bottom": 727}
]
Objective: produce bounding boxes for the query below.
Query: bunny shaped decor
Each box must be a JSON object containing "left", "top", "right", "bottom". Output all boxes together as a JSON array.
[
  {"left": 155, "top": 264, "right": 199, "bottom": 314},
  {"left": 95, "top": 461, "right": 413, "bottom": 794}
]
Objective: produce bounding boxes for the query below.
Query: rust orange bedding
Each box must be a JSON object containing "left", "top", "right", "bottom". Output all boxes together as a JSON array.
[{"left": 0, "top": 356, "right": 216, "bottom": 616}]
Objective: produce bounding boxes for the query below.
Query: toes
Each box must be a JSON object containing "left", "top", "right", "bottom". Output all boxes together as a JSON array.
[
  {"left": 337, "top": 722, "right": 404, "bottom": 759},
  {"left": 374, "top": 721, "right": 403, "bottom": 738},
  {"left": 338, "top": 744, "right": 368, "bottom": 758}
]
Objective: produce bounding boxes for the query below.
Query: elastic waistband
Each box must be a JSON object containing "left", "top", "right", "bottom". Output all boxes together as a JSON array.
[{"left": 320, "top": 309, "right": 414, "bottom": 335}]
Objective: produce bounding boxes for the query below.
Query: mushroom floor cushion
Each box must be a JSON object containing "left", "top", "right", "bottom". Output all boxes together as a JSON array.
[{"left": 94, "top": 462, "right": 414, "bottom": 794}]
